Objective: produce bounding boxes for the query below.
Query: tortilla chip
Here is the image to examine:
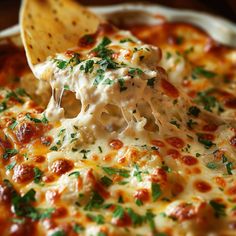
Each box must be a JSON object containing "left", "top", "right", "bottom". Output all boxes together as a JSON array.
[{"left": 20, "top": 0, "right": 100, "bottom": 69}]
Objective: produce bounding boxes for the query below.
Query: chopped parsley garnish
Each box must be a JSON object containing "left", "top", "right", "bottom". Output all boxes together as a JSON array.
[
  {"left": 80, "top": 149, "right": 90, "bottom": 159},
  {"left": 209, "top": 200, "right": 226, "bottom": 218},
  {"left": 64, "top": 85, "right": 70, "bottom": 90},
  {"left": 102, "top": 167, "right": 130, "bottom": 178},
  {"left": 93, "top": 69, "right": 105, "bottom": 85},
  {"left": 176, "top": 36, "right": 184, "bottom": 45},
  {"left": 147, "top": 78, "right": 155, "bottom": 88},
  {"left": 145, "top": 210, "right": 156, "bottom": 231},
  {"left": 166, "top": 52, "right": 172, "bottom": 60},
  {"left": 102, "top": 78, "right": 114, "bottom": 85},
  {"left": 55, "top": 59, "right": 68, "bottom": 69},
  {"left": 194, "top": 90, "right": 224, "bottom": 113},
  {"left": 206, "top": 162, "right": 218, "bottom": 170},
  {"left": 0, "top": 101, "right": 7, "bottom": 113},
  {"left": 86, "top": 214, "right": 105, "bottom": 224},
  {"left": 3, "top": 148, "right": 18, "bottom": 160},
  {"left": 84, "top": 191, "right": 104, "bottom": 210},
  {"left": 113, "top": 205, "right": 124, "bottom": 219},
  {"left": 73, "top": 223, "right": 84, "bottom": 233},
  {"left": 25, "top": 113, "right": 48, "bottom": 124},
  {"left": 192, "top": 66, "right": 216, "bottom": 79},
  {"left": 68, "top": 171, "right": 80, "bottom": 177},
  {"left": 93, "top": 37, "right": 114, "bottom": 63},
  {"left": 187, "top": 106, "right": 201, "bottom": 117},
  {"left": 100, "top": 176, "right": 113, "bottom": 187},
  {"left": 120, "top": 38, "right": 134, "bottom": 43},
  {"left": 133, "top": 164, "right": 142, "bottom": 182},
  {"left": 98, "top": 146, "right": 103, "bottom": 153},
  {"left": 118, "top": 79, "right": 127, "bottom": 92},
  {"left": 51, "top": 230, "right": 66, "bottom": 236},
  {"left": 197, "top": 133, "right": 215, "bottom": 149},
  {"left": 151, "top": 183, "right": 162, "bottom": 201},
  {"left": 50, "top": 146, "right": 58, "bottom": 151},
  {"left": 127, "top": 208, "right": 144, "bottom": 226},
  {"left": 187, "top": 119, "right": 197, "bottom": 129},
  {"left": 135, "top": 199, "right": 143, "bottom": 206},
  {"left": 128, "top": 68, "right": 143, "bottom": 77},
  {"left": 33, "top": 167, "right": 43, "bottom": 184},
  {"left": 9, "top": 119, "right": 18, "bottom": 130},
  {"left": 226, "top": 161, "right": 233, "bottom": 175},
  {"left": 84, "top": 60, "right": 94, "bottom": 73},
  {"left": 6, "top": 161, "right": 16, "bottom": 171}
]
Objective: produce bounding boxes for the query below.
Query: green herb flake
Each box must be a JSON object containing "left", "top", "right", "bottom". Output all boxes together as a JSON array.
[
  {"left": 84, "top": 60, "right": 94, "bottom": 73},
  {"left": 209, "top": 200, "right": 226, "bottom": 218},
  {"left": 206, "top": 162, "right": 218, "bottom": 170},
  {"left": 118, "top": 79, "right": 127, "bottom": 92},
  {"left": 133, "top": 164, "right": 142, "bottom": 182},
  {"left": 192, "top": 66, "right": 216, "bottom": 79},
  {"left": 100, "top": 176, "right": 113, "bottom": 187},
  {"left": 197, "top": 133, "right": 215, "bottom": 149},
  {"left": 147, "top": 78, "right": 155, "bottom": 88},
  {"left": 3, "top": 148, "right": 18, "bottom": 160},
  {"left": 9, "top": 119, "right": 18, "bottom": 130},
  {"left": 151, "top": 183, "right": 162, "bottom": 201},
  {"left": 187, "top": 106, "right": 201, "bottom": 117},
  {"left": 33, "top": 167, "right": 43, "bottom": 184},
  {"left": 50, "top": 146, "right": 58, "bottom": 151},
  {"left": 84, "top": 191, "right": 104, "bottom": 211},
  {"left": 113, "top": 205, "right": 124, "bottom": 219},
  {"left": 73, "top": 223, "right": 84, "bottom": 233},
  {"left": 120, "top": 38, "right": 134, "bottom": 43},
  {"left": 6, "top": 161, "right": 16, "bottom": 171},
  {"left": 86, "top": 214, "right": 104, "bottom": 224},
  {"left": 51, "top": 230, "right": 66, "bottom": 236},
  {"left": 0, "top": 101, "right": 7, "bottom": 113},
  {"left": 55, "top": 59, "right": 68, "bottom": 70},
  {"left": 68, "top": 171, "right": 80, "bottom": 177}
]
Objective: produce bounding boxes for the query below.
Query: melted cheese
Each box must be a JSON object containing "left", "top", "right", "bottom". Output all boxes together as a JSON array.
[{"left": 0, "top": 21, "right": 236, "bottom": 236}]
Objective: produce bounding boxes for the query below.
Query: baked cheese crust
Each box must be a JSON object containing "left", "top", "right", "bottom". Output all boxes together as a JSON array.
[{"left": 0, "top": 21, "right": 236, "bottom": 236}]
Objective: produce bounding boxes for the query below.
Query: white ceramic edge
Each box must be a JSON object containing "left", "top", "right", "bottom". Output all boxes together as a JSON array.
[{"left": 0, "top": 3, "right": 236, "bottom": 46}]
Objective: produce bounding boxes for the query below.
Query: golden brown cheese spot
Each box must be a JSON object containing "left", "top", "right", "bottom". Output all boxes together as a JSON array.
[
  {"left": 161, "top": 78, "right": 179, "bottom": 98},
  {"left": 225, "top": 97, "right": 236, "bottom": 109},
  {"left": 52, "top": 207, "right": 67, "bottom": 218},
  {"left": 34, "top": 155, "right": 46, "bottom": 163},
  {"left": 214, "top": 176, "right": 226, "bottom": 188},
  {"left": 151, "top": 139, "right": 165, "bottom": 147},
  {"left": 202, "top": 124, "right": 218, "bottom": 132},
  {"left": 112, "top": 212, "right": 132, "bottom": 227},
  {"left": 9, "top": 219, "right": 36, "bottom": 236},
  {"left": 0, "top": 184, "right": 13, "bottom": 204},
  {"left": 181, "top": 155, "right": 198, "bottom": 166},
  {"left": 151, "top": 168, "right": 167, "bottom": 185},
  {"left": 86, "top": 169, "right": 110, "bottom": 199},
  {"left": 15, "top": 122, "right": 37, "bottom": 144},
  {"left": 230, "top": 136, "right": 236, "bottom": 147},
  {"left": 50, "top": 159, "right": 74, "bottom": 176},
  {"left": 194, "top": 180, "right": 212, "bottom": 193},
  {"left": 134, "top": 188, "right": 149, "bottom": 202},
  {"left": 227, "top": 185, "right": 236, "bottom": 195},
  {"left": 41, "top": 136, "right": 53, "bottom": 146},
  {"left": 167, "top": 149, "right": 181, "bottom": 159},
  {"left": 171, "top": 183, "right": 184, "bottom": 196},
  {"left": 13, "top": 164, "right": 34, "bottom": 183},
  {"left": 109, "top": 139, "right": 123, "bottom": 150},
  {"left": 165, "top": 137, "right": 185, "bottom": 149},
  {"left": 169, "top": 203, "right": 196, "bottom": 221}
]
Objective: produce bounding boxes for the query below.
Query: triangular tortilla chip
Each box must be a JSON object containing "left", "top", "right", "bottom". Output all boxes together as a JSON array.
[{"left": 20, "top": 0, "right": 100, "bottom": 69}]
